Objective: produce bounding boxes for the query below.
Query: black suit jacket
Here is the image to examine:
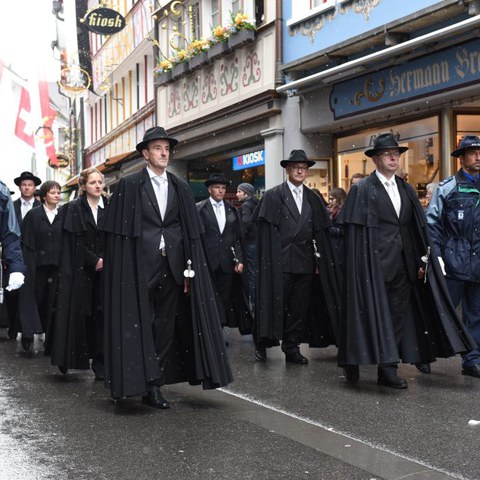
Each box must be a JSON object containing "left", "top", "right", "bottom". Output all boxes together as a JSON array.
[
  {"left": 139, "top": 168, "right": 185, "bottom": 286},
  {"left": 277, "top": 183, "right": 314, "bottom": 274},
  {"left": 13, "top": 198, "right": 41, "bottom": 227},
  {"left": 21, "top": 205, "right": 63, "bottom": 267},
  {"left": 197, "top": 199, "right": 243, "bottom": 274},
  {"left": 372, "top": 175, "right": 418, "bottom": 282}
]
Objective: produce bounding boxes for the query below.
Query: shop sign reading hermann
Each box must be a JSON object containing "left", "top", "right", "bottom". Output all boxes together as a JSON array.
[
  {"left": 82, "top": 7, "right": 126, "bottom": 35},
  {"left": 330, "top": 38, "right": 480, "bottom": 119}
]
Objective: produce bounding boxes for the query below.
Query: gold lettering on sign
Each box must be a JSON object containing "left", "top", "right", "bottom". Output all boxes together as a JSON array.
[
  {"left": 389, "top": 61, "right": 449, "bottom": 96},
  {"left": 455, "top": 47, "right": 480, "bottom": 78}
]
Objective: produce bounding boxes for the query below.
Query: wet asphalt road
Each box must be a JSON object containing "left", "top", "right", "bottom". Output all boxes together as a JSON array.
[{"left": 0, "top": 329, "right": 479, "bottom": 480}]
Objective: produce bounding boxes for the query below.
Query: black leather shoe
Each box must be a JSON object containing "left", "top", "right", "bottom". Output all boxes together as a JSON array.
[
  {"left": 7, "top": 329, "right": 17, "bottom": 340},
  {"left": 343, "top": 365, "right": 360, "bottom": 384},
  {"left": 21, "top": 337, "right": 32, "bottom": 352},
  {"left": 415, "top": 363, "right": 431, "bottom": 374},
  {"left": 58, "top": 366, "right": 68, "bottom": 375},
  {"left": 462, "top": 364, "right": 480, "bottom": 378},
  {"left": 377, "top": 374, "right": 408, "bottom": 389},
  {"left": 142, "top": 387, "right": 170, "bottom": 409},
  {"left": 254, "top": 346, "right": 267, "bottom": 362},
  {"left": 285, "top": 352, "right": 309, "bottom": 365}
]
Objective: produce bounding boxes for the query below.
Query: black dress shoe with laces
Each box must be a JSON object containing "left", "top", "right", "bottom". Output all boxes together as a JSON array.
[
  {"left": 462, "top": 364, "right": 480, "bottom": 378},
  {"left": 415, "top": 363, "right": 431, "bottom": 374},
  {"left": 377, "top": 374, "right": 408, "bottom": 389},
  {"left": 343, "top": 365, "right": 360, "bottom": 384},
  {"left": 142, "top": 387, "right": 170, "bottom": 409},
  {"left": 254, "top": 346, "right": 267, "bottom": 362},
  {"left": 285, "top": 352, "right": 309, "bottom": 365}
]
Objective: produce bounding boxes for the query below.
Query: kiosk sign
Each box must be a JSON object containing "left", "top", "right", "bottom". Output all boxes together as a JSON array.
[
  {"left": 233, "top": 149, "right": 265, "bottom": 171},
  {"left": 83, "top": 7, "right": 126, "bottom": 35}
]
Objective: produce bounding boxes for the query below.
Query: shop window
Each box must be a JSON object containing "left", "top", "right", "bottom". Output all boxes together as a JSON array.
[
  {"left": 337, "top": 117, "right": 440, "bottom": 208},
  {"left": 455, "top": 114, "right": 480, "bottom": 170},
  {"left": 304, "top": 160, "right": 330, "bottom": 204}
]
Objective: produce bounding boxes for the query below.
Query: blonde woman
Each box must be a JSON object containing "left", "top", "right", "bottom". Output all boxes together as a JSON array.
[{"left": 46, "top": 169, "right": 107, "bottom": 378}]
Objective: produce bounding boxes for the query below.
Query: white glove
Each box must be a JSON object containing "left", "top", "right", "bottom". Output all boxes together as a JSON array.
[
  {"left": 437, "top": 257, "right": 446, "bottom": 276},
  {"left": 6, "top": 272, "right": 25, "bottom": 291}
]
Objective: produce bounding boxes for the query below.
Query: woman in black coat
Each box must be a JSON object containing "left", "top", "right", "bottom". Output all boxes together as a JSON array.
[
  {"left": 46, "top": 168, "right": 107, "bottom": 378},
  {"left": 18, "top": 181, "right": 63, "bottom": 352}
]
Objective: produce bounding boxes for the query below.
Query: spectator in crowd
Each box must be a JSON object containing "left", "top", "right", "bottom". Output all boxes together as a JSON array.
[{"left": 236, "top": 182, "right": 258, "bottom": 312}]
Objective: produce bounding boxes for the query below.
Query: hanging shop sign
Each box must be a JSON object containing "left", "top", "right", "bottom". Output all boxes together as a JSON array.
[
  {"left": 330, "top": 38, "right": 480, "bottom": 120},
  {"left": 232, "top": 149, "right": 265, "bottom": 171},
  {"left": 82, "top": 7, "right": 126, "bottom": 35},
  {"left": 49, "top": 154, "right": 70, "bottom": 169}
]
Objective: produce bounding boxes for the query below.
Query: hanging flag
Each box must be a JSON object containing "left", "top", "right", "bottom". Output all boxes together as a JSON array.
[
  {"left": 14, "top": 86, "right": 35, "bottom": 148},
  {"left": 37, "top": 80, "right": 58, "bottom": 167}
]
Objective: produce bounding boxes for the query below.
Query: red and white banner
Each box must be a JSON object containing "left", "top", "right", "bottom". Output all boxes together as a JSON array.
[{"left": 0, "top": 58, "right": 58, "bottom": 167}]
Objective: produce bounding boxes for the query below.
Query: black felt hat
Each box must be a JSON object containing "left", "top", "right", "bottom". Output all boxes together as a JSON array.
[
  {"left": 364, "top": 133, "right": 409, "bottom": 158},
  {"left": 14, "top": 171, "right": 41, "bottom": 186},
  {"left": 280, "top": 150, "right": 316, "bottom": 168},
  {"left": 136, "top": 126, "right": 178, "bottom": 153},
  {"left": 205, "top": 173, "right": 231, "bottom": 187},
  {"left": 451, "top": 135, "right": 480, "bottom": 157}
]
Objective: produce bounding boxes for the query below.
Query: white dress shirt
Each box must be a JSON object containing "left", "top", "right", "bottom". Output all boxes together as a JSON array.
[
  {"left": 21, "top": 198, "right": 34, "bottom": 219},
  {"left": 287, "top": 180, "right": 303, "bottom": 214},
  {"left": 376, "top": 171, "right": 401, "bottom": 216},
  {"left": 210, "top": 197, "right": 226, "bottom": 233}
]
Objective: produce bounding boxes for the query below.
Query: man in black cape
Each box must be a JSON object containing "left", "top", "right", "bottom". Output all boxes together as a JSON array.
[
  {"left": 253, "top": 150, "right": 341, "bottom": 363},
  {"left": 100, "top": 127, "right": 232, "bottom": 408},
  {"left": 338, "top": 133, "right": 475, "bottom": 389}
]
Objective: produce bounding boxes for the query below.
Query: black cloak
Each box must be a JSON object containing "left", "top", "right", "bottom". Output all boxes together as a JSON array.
[
  {"left": 46, "top": 195, "right": 106, "bottom": 369},
  {"left": 337, "top": 175, "right": 475, "bottom": 366},
  {"left": 253, "top": 184, "right": 341, "bottom": 348},
  {"left": 100, "top": 170, "right": 233, "bottom": 399}
]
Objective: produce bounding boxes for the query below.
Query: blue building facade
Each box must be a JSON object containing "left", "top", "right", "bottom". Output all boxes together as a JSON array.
[{"left": 278, "top": 0, "right": 480, "bottom": 203}]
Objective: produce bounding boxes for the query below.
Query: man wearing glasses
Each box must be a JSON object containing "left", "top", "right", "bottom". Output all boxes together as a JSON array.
[
  {"left": 338, "top": 133, "right": 474, "bottom": 388},
  {"left": 253, "top": 150, "right": 340, "bottom": 364}
]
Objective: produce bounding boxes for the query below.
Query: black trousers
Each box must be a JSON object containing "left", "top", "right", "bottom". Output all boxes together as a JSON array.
[
  {"left": 212, "top": 268, "right": 233, "bottom": 327},
  {"left": 35, "top": 265, "right": 58, "bottom": 333},
  {"left": 148, "top": 254, "right": 182, "bottom": 386},
  {"left": 281, "top": 272, "right": 312, "bottom": 353},
  {"left": 380, "top": 259, "right": 414, "bottom": 374}
]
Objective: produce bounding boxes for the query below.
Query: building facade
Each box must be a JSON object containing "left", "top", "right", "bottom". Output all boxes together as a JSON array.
[{"left": 279, "top": 0, "right": 480, "bottom": 203}]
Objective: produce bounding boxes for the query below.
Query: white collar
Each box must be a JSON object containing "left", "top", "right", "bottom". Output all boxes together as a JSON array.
[
  {"left": 286, "top": 180, "right": 303, "bottom": 192},
  {"left": 375, "top": 171, "right": 397, "bottom": 186},
  {"left": 147, "top": 167, "right": 167, "bottom": 182},
  {"left": 210, "top": 197, "right": 224, "bottom": 207}
]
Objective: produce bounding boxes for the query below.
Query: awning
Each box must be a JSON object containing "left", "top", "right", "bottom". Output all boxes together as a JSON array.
[
  {"left": 104, "top": 150, "right": 138, "bottom": 168},
  {"left": 63, "top": 150, "right": 138, "bottom": 190}
]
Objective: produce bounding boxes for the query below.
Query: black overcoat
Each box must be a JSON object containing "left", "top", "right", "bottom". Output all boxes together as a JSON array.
[
  {"left": 337, "top": 173, "right": 475, "bottom": 366},
  {"left": 17, "top": 205, "right": 63, "bottom": 337},
  {"left": 46, "top": 195, "right": 107, "bottom": 369},
  {"left": 100, "top": 169, "right": 233, "bottom": 399},
  {"left": 253, "top": 183, "right": 341, "bottom": 348}
]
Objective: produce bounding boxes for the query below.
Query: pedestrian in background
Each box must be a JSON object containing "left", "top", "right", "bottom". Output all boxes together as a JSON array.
[
  {"left": 236, "top": 182, "right": 258, "bottom": 313},
  {"left": 338, "top": 133, "right": 474, "bottom": 388},
  {"left": 427, "top": 135, "right": 480, "bottom": 378},
  {"left": 350, "top": 173, "right": 365, "bottom": 187},
  {"left": 327, "top": 187, "right": 347, "bottom": 224},
  {"left": 253, "top": 150, "right": 340, "bottom": 364},
  {"left": 100, "top": 126, "right": 232, "bottom": 409},
  {"left": 197, "top": 174, "right": 251, "bottom": 337},
  {"left": 46, "top": 168, "right": 107, "bottom": 379},
  {"left": 18, "top": 181, "right": 63, "bottom": 352}
]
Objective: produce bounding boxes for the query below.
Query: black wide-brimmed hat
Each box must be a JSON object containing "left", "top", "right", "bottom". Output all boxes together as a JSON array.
[
  {"left": 205, "top": 173, "right": 231, "bottom": 187},
  {"left": 14, "top": 171, "right": 41, "bottom": 186},
  {"left": 364, "top": 133, "right": 409, "bottom": 158},
  {"left": 280, "top": 149, "right": 316, "bottom": 168},
  {"left": 136, "top": 126, "right": 178, "bottom": 153},
  {"left": 451, "top": 135, "right": 480, "bottom": 157}
]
